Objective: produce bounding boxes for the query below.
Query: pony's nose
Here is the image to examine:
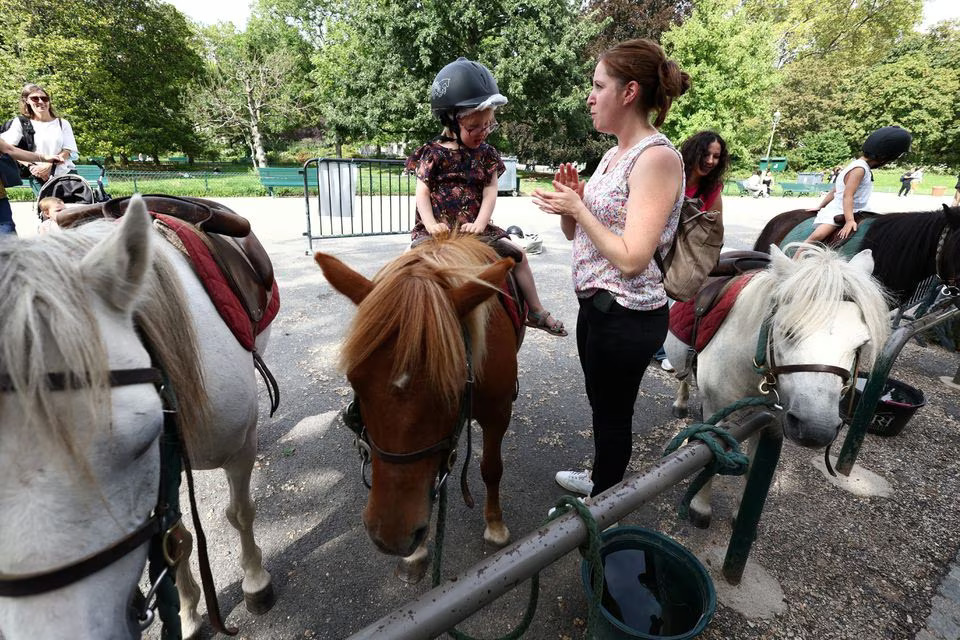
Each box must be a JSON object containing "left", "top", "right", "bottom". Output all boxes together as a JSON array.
[{"left": 784, "top": 410, "right": 840, "bottom": 448}]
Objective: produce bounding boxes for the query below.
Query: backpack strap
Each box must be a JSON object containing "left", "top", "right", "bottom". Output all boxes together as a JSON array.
[{"left": 17, "top": 116, "right": 34, "bottom": 152}]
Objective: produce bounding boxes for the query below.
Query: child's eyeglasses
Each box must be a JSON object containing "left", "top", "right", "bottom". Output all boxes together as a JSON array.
[
  {"left": 461, "top": 121, "right": 498, "bottom": 136},
  {"left": 28, "top": 96, "right": 50, "bottom": 103}
]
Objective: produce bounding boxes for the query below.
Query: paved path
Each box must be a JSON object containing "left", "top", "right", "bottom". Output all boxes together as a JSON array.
[{"left": 8, "top": 190, "right": 958, "bottom": 639}]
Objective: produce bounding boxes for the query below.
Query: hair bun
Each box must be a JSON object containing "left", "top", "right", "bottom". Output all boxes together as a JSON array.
[{"left": 658, "top": 59, "right": 691, "bottom": 99}]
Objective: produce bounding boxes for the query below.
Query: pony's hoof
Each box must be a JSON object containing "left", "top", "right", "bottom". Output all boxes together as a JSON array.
[
  {"left": 689, "top": 508, "right": 711, "bottom": 530},
  {"left": 672, "top": 405, "right": 689, "bottom": 419},
  {"left": 180, "top": 614, "right": 203, "bottom": 640},
  {"left": 483, "top": 523, "right": 510, "bottom": 547},
  {"left": 244, "top": 582, "right": 276, "bottom": 615}
]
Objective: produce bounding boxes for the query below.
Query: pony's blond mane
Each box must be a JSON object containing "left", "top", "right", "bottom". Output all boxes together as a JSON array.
[
  {"left": 340, "top": 233, "right": 500, "bottom": 408},
  {"left": 0, "top": 221, "right": 211, "bottom": 465},
  {"left": 739, "top": 243, "right": 891, "bottom": 367}
]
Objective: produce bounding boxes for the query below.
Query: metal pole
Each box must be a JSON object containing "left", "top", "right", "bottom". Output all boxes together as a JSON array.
[
  {"left": 346, "top": 411, "right": 779, "bottom": 640},
  {"left": 723, "top": 422, "right": 783, "bottom": 584},
  {"left": 763, "top": 111, "right": 781, "bottom": 169},
  {"left": 836, "top": 299, "right": 960, "bottom": 475}
]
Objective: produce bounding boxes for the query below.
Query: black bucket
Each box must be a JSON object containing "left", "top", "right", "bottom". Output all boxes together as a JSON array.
[
  {"left": 841, "top": 374, "right": 926, "bottom": 438},
  {"left": 580, "top": 527, "right": 716, "bottom": 639}
]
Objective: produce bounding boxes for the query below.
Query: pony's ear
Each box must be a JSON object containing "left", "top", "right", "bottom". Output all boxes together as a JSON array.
[
  {"left": 80, "top": 193, "right": 153, "bottom": 312},
  {"left": 848, "top": 249, "right": 874, "bottom": 275},
  {"left": 945, "top": 203, "right": 960, "bottom": 228},
  {"left": 768, "top": 244, "right": 794, "bottom": 276},
  {"left": 315, "top": 252, "right": 374, "bottom": 305},
  {"left": 449, "top": 258, "right": 515, "bottom": 317}
]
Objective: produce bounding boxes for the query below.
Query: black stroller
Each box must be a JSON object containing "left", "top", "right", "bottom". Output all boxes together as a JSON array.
[{"left": 35, "top": 162, "right": 110, "bottom": 219}]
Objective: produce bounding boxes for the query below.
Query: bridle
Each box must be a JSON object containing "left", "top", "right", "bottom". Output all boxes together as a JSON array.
[
  {"left": 0, "top": 365, "right": 237, "bottom": 637},
  {"left": 342, "top": 327, "right": 478, "bottom": 507},
  {"left": 752, "top": 311, "right": 861, "bottom": 476},
  {"left": 0, "top": 369, "right": 182, "bottom": 618}
]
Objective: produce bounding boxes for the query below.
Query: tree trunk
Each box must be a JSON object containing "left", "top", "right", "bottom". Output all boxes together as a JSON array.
[
  {"left": 335, "top": 139, "right": 343, "bottom": 158},
  {"left": 244, "top": 80, "right": 268, "bottom": 168}
]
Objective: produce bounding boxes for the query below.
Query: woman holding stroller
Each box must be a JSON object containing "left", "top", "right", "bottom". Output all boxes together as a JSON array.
[{"left": 1, "top": 83, "right": 78, "bottom": 193}]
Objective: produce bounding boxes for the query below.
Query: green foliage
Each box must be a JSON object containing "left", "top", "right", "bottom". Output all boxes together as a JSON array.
[
  {"left": 190, "top": 16, "right": 314, "bottom": 168},
  {"left": 583, "top": 0, "right": 693, "bottom": 57},
  {"left": 660, "top": 0, "right": 779, "bottom": 162},
  {"left": 746, "top": 0, "right": 923, "bottom": 66},
  {"left": 303, "top": 0, "right": 603, "bottom": 164},
  {"left": 0, "top": 0, "right": 203, "bottom": 159},
  {"left": 788, "top": 130, "right": 851, "bottom": 171}
]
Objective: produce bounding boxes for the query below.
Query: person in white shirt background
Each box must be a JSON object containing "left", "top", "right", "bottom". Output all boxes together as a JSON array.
[{"left": 1, "top": 83, "right": 78, "bottom": 193}]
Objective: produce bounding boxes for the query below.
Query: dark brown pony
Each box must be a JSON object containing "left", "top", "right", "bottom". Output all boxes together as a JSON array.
[
  {"left": 754, "top": 205, "right": 960, "bottom": 303},
  {"left": 315, "top": 233, "right": 517, "bottom": 568}
]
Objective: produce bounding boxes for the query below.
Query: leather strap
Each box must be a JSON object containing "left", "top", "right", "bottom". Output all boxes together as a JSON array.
[
  {"left": 0, "top": 517, "right": 160, "bottom": 597},
  {"left": 0, "top": 367, "right": 161, "bottom": 392}
]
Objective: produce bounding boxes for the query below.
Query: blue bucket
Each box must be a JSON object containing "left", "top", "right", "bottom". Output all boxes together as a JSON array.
[{"left": 581, "top": 527, "right": 716, "bottom": 640}]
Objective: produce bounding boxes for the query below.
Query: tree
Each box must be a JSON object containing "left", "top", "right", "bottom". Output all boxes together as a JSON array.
[
  {"left": 659, "top": 0, "right": 780, "bottom": 163},
  {"left": 745, "top": 0, "right": 923, "bottom": 67},
  {"left": 0, "top": 0, "right": 204, "bottom": 160},
  {"left": 298, "top": 0, "right": 602, "bottom": 164},
  {"left": 190, "top": 16, "right": 312, "bottom": 168},
  {"left": 789, "top": 130, "right": 851, "bottom": 171},
  {"left": 583, "top": 0, "right": 693, "bottom": 57}
]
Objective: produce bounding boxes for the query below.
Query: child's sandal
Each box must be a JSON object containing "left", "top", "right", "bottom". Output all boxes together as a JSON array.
[{"left": 525, "top": 309, "right": 568, "bottom": 336}]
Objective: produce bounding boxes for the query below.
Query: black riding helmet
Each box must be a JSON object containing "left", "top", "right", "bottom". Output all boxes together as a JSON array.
[
  {"left": 862, "top": 126, "right": 912, "bottom": 163},
  {"left": 430, "top": 57, "right": 507, "bottom": 142}
]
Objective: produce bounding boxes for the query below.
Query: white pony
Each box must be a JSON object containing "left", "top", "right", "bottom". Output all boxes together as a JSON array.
[
  {"left": 0, "top": 197, "right": 273, "bottom": 639},
  {"left": 664, "top": 244, "right": 890, "bottom": 527}
]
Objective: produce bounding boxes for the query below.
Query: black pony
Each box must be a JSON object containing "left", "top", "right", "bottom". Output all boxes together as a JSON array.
[{"left": 753, "top": 204, "right": 960, "bottom": 304}]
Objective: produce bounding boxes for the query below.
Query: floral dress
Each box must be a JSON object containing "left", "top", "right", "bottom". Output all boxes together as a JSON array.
[{"left": 406, "top": 141, "right": 506, "bottom": 242}]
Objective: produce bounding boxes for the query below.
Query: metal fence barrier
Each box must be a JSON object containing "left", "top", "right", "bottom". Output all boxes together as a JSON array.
[
  {"left": 303, "top": 158, "right": 416, "bottom": 252},
  {"left": 347, "top": 411, "right": 780, "bottom": 639}
]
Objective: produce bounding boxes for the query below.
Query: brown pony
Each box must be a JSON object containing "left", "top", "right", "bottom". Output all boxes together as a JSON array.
[{"left": 315, "top": 233, "right": 518, "bottom": 573}]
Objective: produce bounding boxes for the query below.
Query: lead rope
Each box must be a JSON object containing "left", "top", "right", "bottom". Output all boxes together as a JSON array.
[{"left": 663, "top": 396, "right": 779, "bottom": 519}]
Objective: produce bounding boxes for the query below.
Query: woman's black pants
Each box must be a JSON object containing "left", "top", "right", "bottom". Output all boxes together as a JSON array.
[{"left": 576, "top": 292, "right": 668, "bottom": 497}]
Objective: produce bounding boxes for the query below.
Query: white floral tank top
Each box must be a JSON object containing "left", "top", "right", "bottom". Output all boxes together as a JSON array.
[{"left": 573, "top": 133, "right": 684, "bottom": 311}]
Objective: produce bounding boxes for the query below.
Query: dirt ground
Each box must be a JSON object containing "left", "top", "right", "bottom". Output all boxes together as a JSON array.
[{"left": 12, "top": 193, "right": 956, "bottom": 640}]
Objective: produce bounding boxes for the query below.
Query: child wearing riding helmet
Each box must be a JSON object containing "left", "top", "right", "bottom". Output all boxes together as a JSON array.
[
  {"left": 803, "top": 126, "right": 912, "bottom": 245},
  {"left": 405, "top": 57, "right": 567, "bottom": 336}
]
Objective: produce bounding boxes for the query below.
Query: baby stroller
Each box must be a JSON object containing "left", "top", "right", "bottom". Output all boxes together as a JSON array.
[{"left": 35, "top": 169, "right": 110, "bottom": 219}]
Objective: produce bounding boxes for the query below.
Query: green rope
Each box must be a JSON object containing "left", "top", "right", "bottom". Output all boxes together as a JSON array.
[
  {"left": 664, "top": 396, "right": 780, "bottom": 518},
  {"left": 431, "top": 483, "right": 540, "bottom": 640},
  {"left": 544, "top": 496, "right": 605, "bottom": 635}
]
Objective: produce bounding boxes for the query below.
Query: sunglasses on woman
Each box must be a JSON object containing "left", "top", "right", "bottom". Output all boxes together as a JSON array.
[{"left": 28, "top": 95, "right": 50, "bottom": 104}]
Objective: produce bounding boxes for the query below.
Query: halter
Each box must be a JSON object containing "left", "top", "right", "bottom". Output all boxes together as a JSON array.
[
  {"left": 342, "top": 326, "right": 477, "bottom": 506},
  {"left": 0, "top": 365, "right": 238, "bottom": 637},
  {"left": 752, "top": 311, "right": 861, "bottom": 476},
  {"left": 0, "top": 368, "right": 182, "bottom": 606}
]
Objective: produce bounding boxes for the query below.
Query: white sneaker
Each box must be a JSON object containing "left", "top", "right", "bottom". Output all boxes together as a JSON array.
[
  {"left": 661, "top": 358, "right": 675, "bottom": 372},
  {"left": 555, "top": 470, "right": 594, "bottom": 496}
]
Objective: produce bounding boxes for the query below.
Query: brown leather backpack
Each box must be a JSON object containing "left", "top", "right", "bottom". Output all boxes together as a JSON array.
[{"left": 653, "top": 197, "right": 724, "bottom": 302}]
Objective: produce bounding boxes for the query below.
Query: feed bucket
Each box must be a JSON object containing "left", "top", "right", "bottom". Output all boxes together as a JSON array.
[
  {"left": 840, "top": 374, "right": 926, "bottom": 437},
  {"left": 581, "top": 527, "right": 716, "bottom": 639}
]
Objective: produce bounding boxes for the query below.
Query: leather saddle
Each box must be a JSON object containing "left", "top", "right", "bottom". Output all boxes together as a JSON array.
[{"left": 60, "top": 195, "right": 275, "bottom": 326}]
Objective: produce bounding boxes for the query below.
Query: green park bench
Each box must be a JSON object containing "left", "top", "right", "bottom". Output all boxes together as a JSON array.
[
  {"left": 779, "top": 181, "right": 833, "bottom": 196},
  {"left": 257, "top": 167, "right": 320, "bottom": 196}
]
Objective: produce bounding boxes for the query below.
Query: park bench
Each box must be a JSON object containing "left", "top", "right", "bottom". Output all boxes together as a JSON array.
[
  {"left": 257, "top": 167, "right": 319, "bottom": 196},
  {"left": 779, "top": 181, "right": 832, "bottom": 196}
]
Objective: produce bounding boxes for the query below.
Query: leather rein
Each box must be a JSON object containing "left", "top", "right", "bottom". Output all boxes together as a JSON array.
[
  {"left": 342, "top": 326, "right": 478, "bottom": 507},
  {"left": 0, "top": 366, "right": 237, "bottom": 637}
]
